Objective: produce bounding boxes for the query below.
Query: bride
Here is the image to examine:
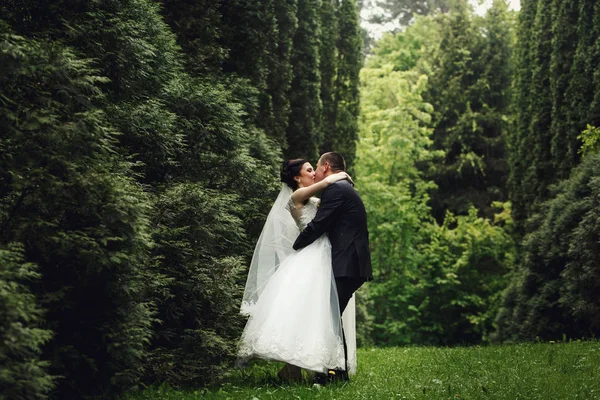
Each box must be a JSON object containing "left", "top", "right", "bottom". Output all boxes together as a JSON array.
[{"left": 237, "top": 159, "right": 357, "bottom": 381}]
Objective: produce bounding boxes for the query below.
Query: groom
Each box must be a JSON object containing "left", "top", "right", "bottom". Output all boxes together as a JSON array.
[{"left": 293, "top": 151, "right": 373, "bottom": 382}]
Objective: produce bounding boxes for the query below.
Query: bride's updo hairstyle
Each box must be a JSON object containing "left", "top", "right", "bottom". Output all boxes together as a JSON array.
[{"left": 281, "top": 159, "right": 308, "bottom": 190}]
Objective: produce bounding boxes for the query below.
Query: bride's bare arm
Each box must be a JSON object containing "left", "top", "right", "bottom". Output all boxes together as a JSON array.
[{"left": 290, "top": 172, "right": 352, "bottom": 207}]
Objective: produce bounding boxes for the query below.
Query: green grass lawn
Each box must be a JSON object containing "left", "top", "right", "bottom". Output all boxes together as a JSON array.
[{"left": 126, "top": 341, "right": 600, "bottom": 399}]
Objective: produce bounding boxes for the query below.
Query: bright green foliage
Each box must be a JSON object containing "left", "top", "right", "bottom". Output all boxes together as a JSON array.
[
  {"left": 422, "top": 2, "right": 514, "bottom": 222},
  {"left": 356, "top": 63, "right": 436, "bottom": 345},
  {"left": 495, "top": 152, "right": 600, "bottom": 342},
  {"left": 367, "top": 16, "right": 440, "bottom": 71},
  {"left": 0, "top": 21, "right": 154, "bottom": 398},
  {"left": 357, "top": 55, "right": 514, "bottom": 345},
  {"left": 287, "top": 0, "right": 323, "bottom": 161},
  {"left": 0, "top": 243, "right": 54, "bottom": 400},
  {"left": 354, "top": 285, "right": 374, "bottom": 347},
  {"left": 406, "top": 208, "right": 514, "bottom": 345},
  {"left": 578, "top": 125, "right": 600, "bottom": 157}
]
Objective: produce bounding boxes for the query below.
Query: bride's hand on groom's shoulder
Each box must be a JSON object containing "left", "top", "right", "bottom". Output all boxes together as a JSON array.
[{"left": 326, "top": 172, "right": 354, "bottom": 186}]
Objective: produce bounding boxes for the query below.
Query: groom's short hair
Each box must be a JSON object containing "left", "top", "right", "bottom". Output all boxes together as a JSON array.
[{"left": 320, "top": 152, "right": 345, "bottom": 172}]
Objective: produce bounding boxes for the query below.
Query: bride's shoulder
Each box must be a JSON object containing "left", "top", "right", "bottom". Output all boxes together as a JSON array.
[{"left": 286, "top": 196, "right": 298, "bottom": 211}]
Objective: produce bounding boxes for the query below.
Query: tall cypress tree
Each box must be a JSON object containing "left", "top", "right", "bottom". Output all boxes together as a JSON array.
[
  {"left": 160, "top": 0, "right": 225, "bottom": 75},
  {"left": 319, "top": 0, "right": 339, "bottom": 155},
  {"left": 286, "top": 0, "right": 323, "bottom": 161},
  {"left": 508, "top": 0, "right": 538, "bottom": 233},
  {"left": 332, "top": 0, "right": 363, "bottom": 171},
  {"left": 587, "top": 1, "right": 600, "bottom": 127},
  {"left": 549, "top": 0, "right": 581, "bottom": 180},
  {"left": 521, "top": 0, "right": 554, "bottom": 220},
  {"left": 496, "top": 0, "right": 600, "bottom": 342},
  {"left": 267, "top": 0, "right": 299, "bottom": 147},
  {"left": 219, "top": 0, "right": 280, "bottom": 140}
]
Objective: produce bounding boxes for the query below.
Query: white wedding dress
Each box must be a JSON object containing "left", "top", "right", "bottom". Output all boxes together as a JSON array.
[{"left": 238, "top": 193, "right": 357, "bottom": 374}]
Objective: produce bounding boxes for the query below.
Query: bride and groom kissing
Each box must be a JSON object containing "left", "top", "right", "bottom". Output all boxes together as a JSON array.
[{"left": 238, "top": 152, "right": 373, "bottom": 384}]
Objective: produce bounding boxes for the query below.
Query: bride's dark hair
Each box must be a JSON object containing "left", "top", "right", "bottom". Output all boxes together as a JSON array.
[{"left": 280, "top": 159, "right": 308, "bottom": 190}]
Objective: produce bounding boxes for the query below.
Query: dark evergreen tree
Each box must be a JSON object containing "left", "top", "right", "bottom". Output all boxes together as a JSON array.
[
  {"left": 319, "top": 0, "right": 339, "bottom": 155},
  {"left": 520, "top": 0, "right": 554, "bottom": 225},
  {"left": 0, "top": 242, "right": 53, "bottom": 400},
  {"left": 0, "top": 14, "right": 154, "bottom": 397},
  {"left": 160, "top": 0, "right": 225, "bottom": 75},
  {"left": 267, "top": 0, "right": 299, "bottom": 148},
  {"left": 422, "top": 1, "right": 513, "bottom": 222},
  {"left": 332, "top": 0, "right": 363, "bottom": 172},
  {"left": 497, "top": 0, "right": 600, "bottom": 344},
  {"left": 508, "top": 0, "right": 537, "bottom": 233},
  {"left": 286, "top": 0, "right": 323, "bottom": 161},
  {"left": 495, "top": 152, "right": 600, "bottom": 341},
  {"left": 219, "top": 0, "right": 280, "bottom": 141},
  {"left": 549, "top": 0, "right": 581, "bottom": 180},
  {"left": 560, "top": 152, "right": 600, "bottom": 333},
  {"left": 146, "top": 183, "right": 247, "bottom": 386},
  {"left": 585, "top": 1, "right": 600, "bottom": 129},
  {"left": 2, "top": 0, "right": 281, "bottom": 394}
]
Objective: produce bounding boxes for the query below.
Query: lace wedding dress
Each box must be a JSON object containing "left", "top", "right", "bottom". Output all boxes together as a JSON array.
[{"left": 237, "top": 196, "right": 356, "bottom": 374}]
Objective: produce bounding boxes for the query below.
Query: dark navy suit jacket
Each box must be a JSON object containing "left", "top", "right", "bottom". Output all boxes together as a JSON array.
[{"left": 293, "top": 180, "right": 373, "bottom": 281}]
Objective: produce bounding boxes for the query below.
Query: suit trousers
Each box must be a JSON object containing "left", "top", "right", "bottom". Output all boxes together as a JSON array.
[{"left": 335, "top": 277, "right": 365, "bottom": 372}]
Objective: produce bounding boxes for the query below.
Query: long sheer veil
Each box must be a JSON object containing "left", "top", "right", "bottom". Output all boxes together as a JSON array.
[{"left": 241, "top": 184, "right": 298, "bottom": 315}]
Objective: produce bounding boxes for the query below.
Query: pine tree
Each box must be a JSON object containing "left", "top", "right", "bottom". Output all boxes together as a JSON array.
[{"left": 286, "top": 0, "right": 323, "bottom": 161}]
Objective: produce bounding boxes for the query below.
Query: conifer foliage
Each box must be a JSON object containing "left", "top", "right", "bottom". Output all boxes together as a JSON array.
[
  {"left": 422, "top": 0, "right": 514, "bottom": 222},
  {"left": 497, "top": 0, "right": 600, "bottom": 342},
  {"left": 0, "top": 0, "right": 363, "bottom": 397}
]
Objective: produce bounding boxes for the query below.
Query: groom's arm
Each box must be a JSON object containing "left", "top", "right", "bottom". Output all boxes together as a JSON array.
[{"left": 293, "top": 183, "right": 344, "bottom": 250}]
